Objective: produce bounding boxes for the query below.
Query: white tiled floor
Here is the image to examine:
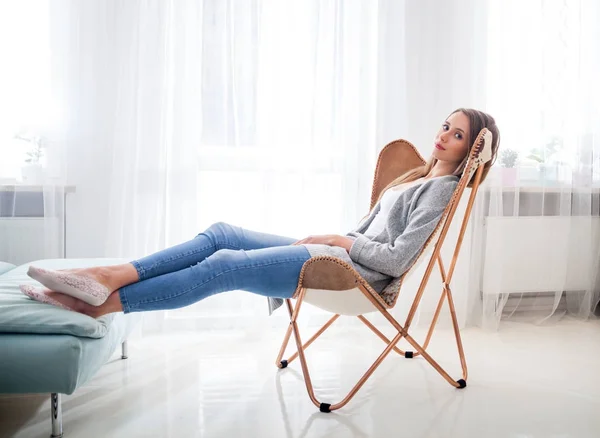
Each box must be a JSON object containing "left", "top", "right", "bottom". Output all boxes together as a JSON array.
[{"left": 1, "top": 319, "right": 600, "bottom": 438}]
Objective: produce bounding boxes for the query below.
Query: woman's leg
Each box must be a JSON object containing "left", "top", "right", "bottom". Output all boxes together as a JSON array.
[
  {"left": 67, "top": 244, "right": 312, "bottom": 317},
  {"left": 131, "top": 222, "right": 298, "bottom": 282},
  {"left": 33, "top": 222, "right": 299, "bottom": 297}
]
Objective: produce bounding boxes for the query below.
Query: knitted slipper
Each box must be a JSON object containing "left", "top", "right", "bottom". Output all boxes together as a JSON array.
[
  {"left": 19, "top": 285, "right": 75, "bottom": 311},
  {"left": 27, "top": 266, "right": 110, "bottom": 306}
]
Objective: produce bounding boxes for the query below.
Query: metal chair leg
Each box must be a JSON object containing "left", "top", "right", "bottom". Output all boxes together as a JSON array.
[
  {"left": 50, "top": 393, "right": 63, "bottom": 438},
  {"left": 47, "top": 343, "right": 129, "bottom": 437},
  {"left": 276, "top": 314, "right": 339, "bottom": 368},
  {"left": 121, "top": 340, "right": 128, "bottom": 359}
]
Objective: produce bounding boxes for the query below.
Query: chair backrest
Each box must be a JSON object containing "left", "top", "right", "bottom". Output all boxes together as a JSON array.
[
  {"left": 369, "top": 139, "right": 426, "bottom": 211},
  {"left": 375, "top": 128, "right": 494, "bottom": 307}
]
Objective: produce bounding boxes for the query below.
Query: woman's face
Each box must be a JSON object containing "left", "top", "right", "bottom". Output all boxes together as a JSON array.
[{"left": 432, "top": 111, "right": 470, "bottom": 164}]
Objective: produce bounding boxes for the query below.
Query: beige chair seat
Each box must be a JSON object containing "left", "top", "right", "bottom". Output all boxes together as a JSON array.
[{"left": 298, "top": 256, "right": 387, "bottom": 316}]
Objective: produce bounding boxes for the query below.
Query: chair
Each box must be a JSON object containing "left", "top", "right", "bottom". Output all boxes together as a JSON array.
[{"left": 275, "top": 128, "right": 493, "bottom": 412}]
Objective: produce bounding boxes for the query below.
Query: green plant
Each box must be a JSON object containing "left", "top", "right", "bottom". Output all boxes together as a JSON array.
[
  {"left": 14, "top": 134, "right": 46, "bottom": 164},
  {"left": 499, "top": 148, "right": 519, "bottom": 168},
  {"left": 25, "top": 142, "right": 44, "bottom": 164},
  {"left": 527, "top": 135, "right": 563, "bottom": 164}
]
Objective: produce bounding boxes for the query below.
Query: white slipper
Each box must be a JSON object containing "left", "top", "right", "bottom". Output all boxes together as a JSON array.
[
  {"left": 27, "top": 266, "right": 110, "bottom": 306},
  {"left": 19, "top": 285, "right": 75, "bottom": 311}
]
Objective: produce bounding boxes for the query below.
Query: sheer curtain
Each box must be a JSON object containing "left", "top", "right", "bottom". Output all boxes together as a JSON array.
[
  {"left": 3, "top": 0, "right": 598, "bottom": 333},
  {"left": 470, "top": 0, "right": 600, "bottom": 329},
  {"left": 45, "top": 0, "right": 493, "bottom": 333},
  {"left": 0, "top": 1, "right": 66, "bottom": 266},
  {"left": 44, "top": 0, "right": 387, "bottom": 333}
]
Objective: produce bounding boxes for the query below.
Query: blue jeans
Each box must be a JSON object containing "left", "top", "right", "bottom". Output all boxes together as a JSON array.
[{"left": 119, "top": 222, "right": 311, "bottom": 313}]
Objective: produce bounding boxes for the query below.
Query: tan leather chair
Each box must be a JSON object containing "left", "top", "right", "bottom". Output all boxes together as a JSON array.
[{"left": 275, "top": 128, "right": 494, "bottom": 412}]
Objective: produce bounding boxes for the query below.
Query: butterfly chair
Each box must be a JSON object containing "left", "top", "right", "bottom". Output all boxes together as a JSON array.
[{"left": 274, "top": 128, "right": 493, "bottom": 413}]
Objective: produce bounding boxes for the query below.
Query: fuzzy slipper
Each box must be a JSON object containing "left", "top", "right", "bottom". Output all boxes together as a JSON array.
[
  {"left": 19, "top": 285, "right": 75, "bottom": 311},
  {"left": 27, "top": 266, "right": 110, "bottom": 306}
]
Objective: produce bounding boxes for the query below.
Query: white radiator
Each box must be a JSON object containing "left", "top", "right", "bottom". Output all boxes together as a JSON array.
[
  {"left": 482, "top": 216, "right": 600, "bottom": 295},
  {"left": 0, "top": 218, "right": 61, "bottom": 265}
]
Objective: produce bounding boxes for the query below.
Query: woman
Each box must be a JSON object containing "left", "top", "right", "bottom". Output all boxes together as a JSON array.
[{"left": 21, "top": 108, "right": 499, "bottom": 318}]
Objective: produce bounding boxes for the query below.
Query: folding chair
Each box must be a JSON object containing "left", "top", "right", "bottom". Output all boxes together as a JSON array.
[{"left": 275, "top": 128, "right": 493, "bottom": 412}]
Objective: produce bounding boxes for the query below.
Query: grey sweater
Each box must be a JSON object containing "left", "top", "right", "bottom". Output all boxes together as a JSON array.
[{"left": 268, "top": 175, "right": 459, "bottom": 313}]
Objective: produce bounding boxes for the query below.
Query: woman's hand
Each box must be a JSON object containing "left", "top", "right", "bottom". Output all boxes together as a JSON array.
[{"left": 292, "top": 235, "right": 355, "bottom": 253}]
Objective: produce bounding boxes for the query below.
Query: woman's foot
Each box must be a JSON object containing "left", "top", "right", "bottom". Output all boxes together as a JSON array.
[
  {"left": 27, "top": 266, "right": 111, "bottom": 306},
  {"left": 19, "top": 285, "right": 75, "bottom": 311},
  {"left": 26, "top": 264, "right": 138, "bottom": 306},
  {"left": 19, "top": 285, "right": 123, "bottom": 318}
]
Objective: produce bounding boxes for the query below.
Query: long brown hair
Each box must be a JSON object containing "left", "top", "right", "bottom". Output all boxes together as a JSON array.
[{"left": 374, "top": 108, "right": 500, "bottom": 206}]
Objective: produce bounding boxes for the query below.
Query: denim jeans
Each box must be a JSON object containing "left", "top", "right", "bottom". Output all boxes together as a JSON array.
[{"left": 119, "top": 222, "right": 311, "bottom": 313}]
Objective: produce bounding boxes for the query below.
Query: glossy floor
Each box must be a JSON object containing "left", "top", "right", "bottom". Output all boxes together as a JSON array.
[{"left": 1, "top": 319, "right": 599, "bottom": 438}]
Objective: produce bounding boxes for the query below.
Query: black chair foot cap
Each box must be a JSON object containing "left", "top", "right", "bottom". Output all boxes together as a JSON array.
[
  {"left": 280, "top": 360, "right": 288, "bottom": 369},
  {"left": 404, "top": 351, "right": 413, "bottom": 358},
  {"left": 456, "top": 379, "right": 467, "bottom": 388},
  {"left": 319, "top": 403, "right": 331, "bottom": 413}
]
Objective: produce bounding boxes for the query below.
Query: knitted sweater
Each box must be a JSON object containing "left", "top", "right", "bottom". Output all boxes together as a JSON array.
[{"left": 268, "top": 175, "right": 459, "bottom": 314}]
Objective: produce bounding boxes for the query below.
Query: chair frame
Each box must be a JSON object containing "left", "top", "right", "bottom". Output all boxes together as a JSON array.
[{"left": 275, "top": 132, "right": 490, "bottom": 412}]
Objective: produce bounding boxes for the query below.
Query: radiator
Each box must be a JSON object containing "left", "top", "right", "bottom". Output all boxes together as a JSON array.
[
  {"left": 482, "top": 216, "right": 600, "bottom": 295},
  {"left": 0, "top": 218, "right": 61, "bottom": 265}
]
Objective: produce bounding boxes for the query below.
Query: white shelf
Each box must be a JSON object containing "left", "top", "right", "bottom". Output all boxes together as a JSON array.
[{"left": 0, "top": 184, "right": 76, "bottom": 193}]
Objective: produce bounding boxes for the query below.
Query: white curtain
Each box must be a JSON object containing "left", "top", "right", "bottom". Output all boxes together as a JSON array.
[
  {"left": 0, "top": 1, "right": 65, "bottom": 266},
  {"left": 42, "top": 0, "right": 387, "bottom": 333},
  {"left": 469, "top": 0, "right": 600, "bottom": 329},
  {"left": 1, "top": 0, "right": 598, "bottom": 333}
]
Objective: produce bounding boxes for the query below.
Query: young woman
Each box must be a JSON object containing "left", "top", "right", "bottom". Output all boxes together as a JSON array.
[{"left": 21, "top": 108, "right": 499, "bottom": 318}]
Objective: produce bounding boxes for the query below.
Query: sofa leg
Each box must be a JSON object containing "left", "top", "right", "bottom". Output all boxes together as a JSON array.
[
  {"left": 121, "top": 340, "right": 128, "bottom": 359},
  {"left": 50, "top": 393, "right": 63, "bottom": 438}
]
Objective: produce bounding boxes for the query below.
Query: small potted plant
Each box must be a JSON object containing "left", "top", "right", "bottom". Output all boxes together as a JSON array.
[
  {"left": 527, "top": 136, "right": 563, "bottom": 183},
  {"left": 15, "top": 133, "right": 47, "bottom": 184},
  {"left": 499, "top": 148, "right": 519, "bottom": 185}
]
